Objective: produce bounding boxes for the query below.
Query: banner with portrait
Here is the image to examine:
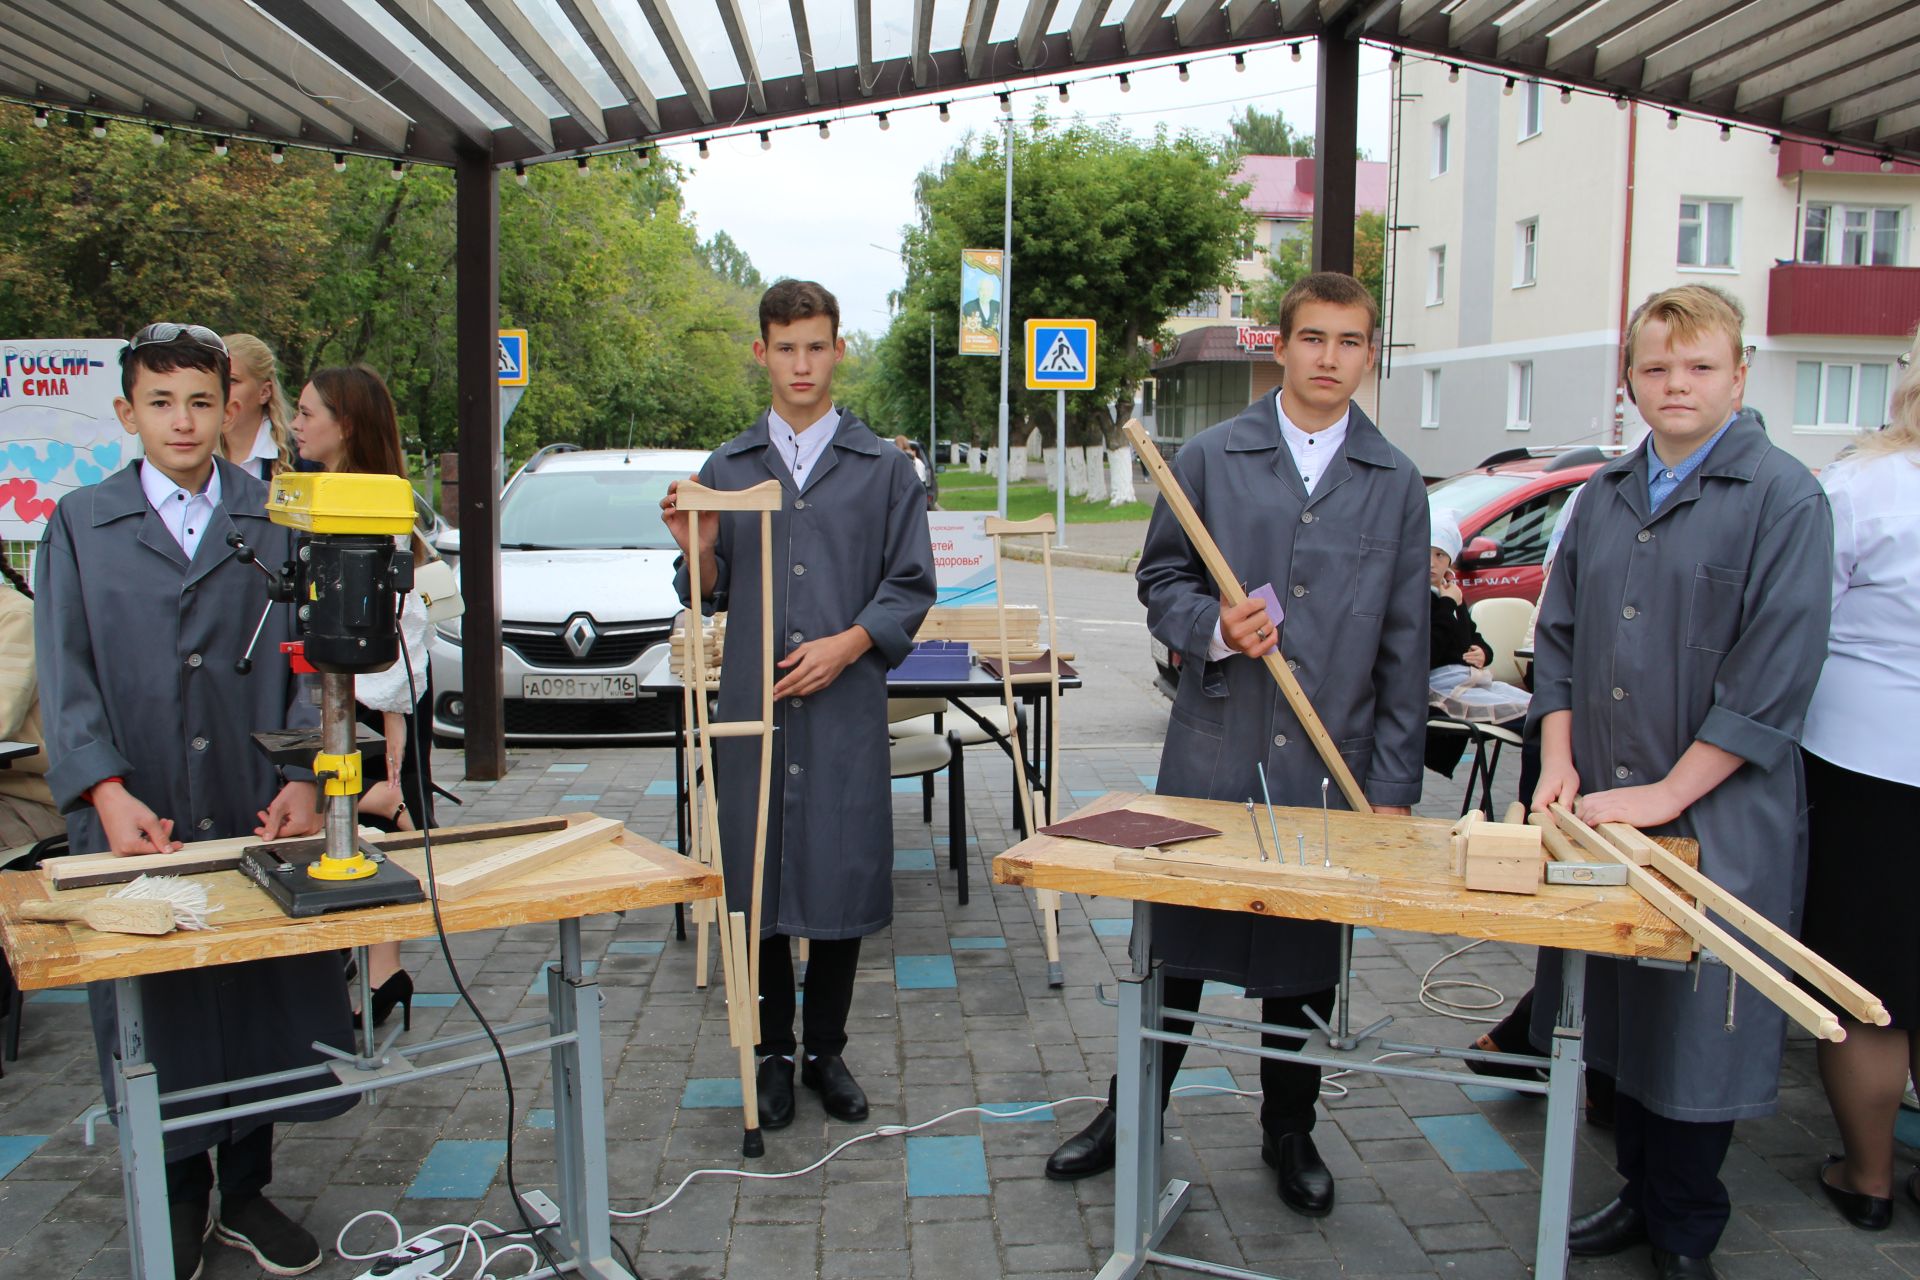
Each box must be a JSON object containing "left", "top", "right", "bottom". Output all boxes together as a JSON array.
[{"left": 959, "top": 249, "right": 1003, "bottom": 356}]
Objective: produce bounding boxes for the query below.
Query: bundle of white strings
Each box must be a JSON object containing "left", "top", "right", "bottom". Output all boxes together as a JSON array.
[{"left": 108, "top": 875, "right": 218, "bottom": 931}]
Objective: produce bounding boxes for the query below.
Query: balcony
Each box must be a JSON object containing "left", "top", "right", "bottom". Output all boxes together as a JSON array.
[
  {"left": 1777, "top": 141, "right": 1920, "bottom": 179},
  {"left": 1767, "top": 264, "right": 1920, "bottom": 338}
]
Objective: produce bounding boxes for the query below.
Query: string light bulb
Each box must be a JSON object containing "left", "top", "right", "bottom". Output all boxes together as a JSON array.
[
  {"left": 150, "top": 125, "right": 166, "bottom": 147},
  {"left": 1177, "top": 62, "right": 1190, "bottom": 81},
  {"left": 213, "top": 137, "right": 230, "bottom": 156},
  {"left": 697, "top": 138, "right": 710, "bottom": 159},
  {"left": 939, "top": 101, "right": 952, "bottom": 120},
  {"left": 1117, "top": 73, "right": 1130, "bottom": 93},
  {"left": 333, "top": 152, "right": 347, "bottom": 172},
  {"left": 575, "top": 154, "right": 589, "bottom": 174},
  {"left": 1614, "top": 94, "right": 1628, "bottom": 110},
  {"left": 1559, "top": 85, "right": 1572, "bottom": 104},
  {"left": 1882, "top": 155, "right": 1896, "bottom": 173},
  {"left": 759, "top": 129, "right": 771, "bottom": 149},
  {"left": 389, "top": 159, "right": 404, "bottom": 180},
  {"left": 878, "top": 111, "right": 890, "bottom": 130},
  {"left": 1719, "top": 123, "right": 1731, "bottom": 142},
  {"left": 1290, "top": 44, "right": 1301, "bottom": 63},
  {"left": 1234, "top": 52, "right": 1246, "bottom": 72},
  {"left": 514, "top": 162, "right": 527, "bottom": 185},
  {"left": 1821, "top": 145, "right": 1835, "bottom": 165},
  {"left": 1666, "top": 111, "right": 1679, "bottom": 130},
  {"left": 1448, "top": 64, "right": 1460, "bottom": 83},
  {"left": 1057, "top": 82, "right": 1069, "bottom": 102},
  {"left": 91, "top": 117, "right": 106, "bottom": 139},
  {"left": 997, "top": 91, "right": 1011, "bottom": 113},
  {"left": 818, "top": 120, "right": 831, "bottom": 139},
  {"left": 32, "top": 108, "right": 48, "bottom": 128},
  {"left": 270, "top": 143, "right": 285, "bottom": 162},
  {"left": 1768, "top": 135, "right": 1781, "bottom": 154},
  {"left": 636, "top": 146, "right": 650, "bottom": 166},
  {"left": 1503, "top": 77, "right": 1515, "bottom": 95}
]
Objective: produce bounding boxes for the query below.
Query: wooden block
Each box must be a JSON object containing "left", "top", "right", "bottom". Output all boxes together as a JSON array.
[
  {"left": 431, "top": 817, "right": 627, "bottom": 901},
  {"left": 1464, "top": 853, "right": 1544, "bottom": 895},
  {"left": 985, "top": 514, "right": 1056, "bottom": 537},
  {"left": 700, "top": 720, "right": 769, "bottom": 739},
  {"left": 1503, "top": 802, "right": 1527, "bottom": 825},
  {"left": 674, "top": 479, "right": 782, "bottom": 512},
  {"left": 48, "top": 831, "right": 322, "bottom": 891},
  {"left": 21, "top": 898, "right": 175, "bottom": 935}
]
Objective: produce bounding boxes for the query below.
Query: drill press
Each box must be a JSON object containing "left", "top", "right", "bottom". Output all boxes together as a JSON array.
[{"left": 237, "top": 472, "right": 428, "bottom": 917}]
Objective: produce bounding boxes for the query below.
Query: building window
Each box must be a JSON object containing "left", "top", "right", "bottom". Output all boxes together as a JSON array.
[
  {"left": 1229, "top": 292, "right": 1247, "bottom": 319},
  {"left": 1678, "top": 198, "right": 1736, "bottom": 268},
  {"left": 1421, "top": 369, "right": 1440, "bottom": 428},
  {"left": 1519, "top": 80, "right": 1543, "bottom": 140},
  {"left": 1270, "top": 220, "right": 1305, "bottom": 254},
  {"left": 1795, "top": 360, "right": 1893, "bottom": 431},
  {"left": 1508, "top": 361, "right": 1534, "bottom": 430},
  {"left": 1514, "top": 218, "right": 1538, "bottom": 287},
  {"left": 1175, "top": 293, "right": 1221, "bottom": 319},
  {"left": 1432, "top": 117, "right": 1450, "bottom": 177},
  {"left": 1427, "top": 246, "right": 1447, "bottom": 305},
  {"left": 1801, "top": 203, "right": 1903, "bottom": 266}
]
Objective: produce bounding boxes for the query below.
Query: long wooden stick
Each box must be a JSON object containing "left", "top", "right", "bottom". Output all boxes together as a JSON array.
[
  {"left": 1541, "top": 807, "right": 1844, "bottom": 1043},
  {"left": 680, "top": 617, "right": 712, "bottom": 990},
  {"left": 1595, "top": 821, "right": 1888, "bottom": 1027},
  {"left": 1120, "top": 419, "right": 1369, "bottom": 813}
]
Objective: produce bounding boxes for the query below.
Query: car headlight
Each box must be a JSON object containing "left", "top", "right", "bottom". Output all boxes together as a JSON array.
[{"left": 435, "top": 615, "right": 462, "bottom": 644}]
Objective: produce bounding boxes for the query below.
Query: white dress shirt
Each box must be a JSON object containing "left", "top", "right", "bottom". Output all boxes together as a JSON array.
[
  {"left": 1207, "top": 396, "right": 1351, "bottom": 660},
  {"left": 1800, "top": 451, "right": 1920, "bottom": 786},
  {"left": 769, "top": 406, "right": 841, "bottom": 492},
  {"left": 139, "top": 460, "right": 222, "bottom": 560},
  {"left": 234, "top": 415, "right": 280, "bottom": 481}
]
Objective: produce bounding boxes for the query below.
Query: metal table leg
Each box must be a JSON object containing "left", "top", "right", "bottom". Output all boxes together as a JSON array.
[
  {"left": 1100, "top": 902, "right": 1190, "bottom": 1280},
  {"left": 548, "top": 919, "right": 635, "bottom": 1280},
  {"left": 1533, "top": 951, "right": 1587, "bottom": 1280},
  {"left": 112, "top": 978, "right": 173, "bottom": 1280}
]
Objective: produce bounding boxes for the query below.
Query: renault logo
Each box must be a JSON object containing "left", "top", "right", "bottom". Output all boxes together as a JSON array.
[{"left": 564, "top": 616, "right": 598, "bottom": 659}]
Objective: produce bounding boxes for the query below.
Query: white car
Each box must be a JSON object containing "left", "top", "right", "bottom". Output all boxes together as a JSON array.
[{"left": 429, "top": 445, "right": 711, "bottom": 743}]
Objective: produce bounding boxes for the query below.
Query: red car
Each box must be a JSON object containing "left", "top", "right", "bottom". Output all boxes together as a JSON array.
[{"left": 1426, "top": 446, "right": 1619, "bottom": 607}]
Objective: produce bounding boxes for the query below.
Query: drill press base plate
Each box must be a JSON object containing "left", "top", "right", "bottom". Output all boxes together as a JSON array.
[{"left": 239, "top": 845, "right": 425, "bottom": 918}]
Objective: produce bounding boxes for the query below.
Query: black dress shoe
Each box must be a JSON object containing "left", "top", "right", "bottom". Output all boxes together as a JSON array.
[
  {"left": 1046, "top": 1106, "right": 1117, "bottom": 1181},
  {"left": 169, "top": 1196, "right": 211, "bottom": 1280},
  {"left": 1568, "top": 1197, "right": 1647, "bottom": 1256},
  {"left": 1650, "top": 1247, "right": 1718, "bottom": 1278},
  {"left": 756, "top": 1055, "right": 795, "bottom": 1130},
  {"left": 800, "top": 1054, "right": 869, "bottom": 1122},
  {"left": 1261, "top": 1132, "right": 1334, "bottom": 1217},
  {"left": 1819, "top": 1156, "right": 1892, "bottom": 1230}
]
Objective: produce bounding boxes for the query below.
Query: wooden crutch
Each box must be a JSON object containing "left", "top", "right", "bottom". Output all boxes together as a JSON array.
[
  {"left": 678, "top": 613, "right": 722, "bottom": 990},
  {"left": 1121, "top": 419, "right": 1371, "bottom": 812},
  {"left": 679, "top": 478, "right": 783, "bottom": 1157},
  {"left": 985, "top": 513, "right": 1068, "bottom": 987}
]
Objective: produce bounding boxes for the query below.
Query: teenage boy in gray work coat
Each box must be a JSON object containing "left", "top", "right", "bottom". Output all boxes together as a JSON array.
[
  {"left": 666, "top": 280, "right": 935, "bottom": 1134},
  {"left": 1532, "top": 285, "right": 1831, "bottom": 1280},
  {"left": 1046, "top": 273, "right": 1430, "bottom": 1217}
]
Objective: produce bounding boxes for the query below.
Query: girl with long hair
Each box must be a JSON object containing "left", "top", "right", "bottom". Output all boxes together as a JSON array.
[{"left": 221, "top": 334, "right": 297, "bottom": 480}]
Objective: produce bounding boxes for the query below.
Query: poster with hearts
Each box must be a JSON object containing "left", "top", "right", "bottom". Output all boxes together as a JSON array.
[{"left": 0, "top": 340, "right": 138, "bottom": 542}]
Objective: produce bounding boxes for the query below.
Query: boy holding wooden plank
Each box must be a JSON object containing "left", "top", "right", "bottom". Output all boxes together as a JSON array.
[
  {"left": 1045, "top": 272, "right": 1430, "bottom": 1216},
  {"left": 37, "top": 325, "right": 352, "bottom": 1279},
  {"left": 1529, "top": 285, "right": 1831, "bottom": 1280}
]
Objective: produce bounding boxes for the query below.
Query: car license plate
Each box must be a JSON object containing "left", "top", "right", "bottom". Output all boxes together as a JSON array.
[{"left": 522, "top": 674, "right": 638, "bottom": 700}]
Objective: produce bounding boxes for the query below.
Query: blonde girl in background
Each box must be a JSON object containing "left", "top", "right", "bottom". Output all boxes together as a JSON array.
[{"left": 221, "top": 333, "right": 297, "bottom": 480}]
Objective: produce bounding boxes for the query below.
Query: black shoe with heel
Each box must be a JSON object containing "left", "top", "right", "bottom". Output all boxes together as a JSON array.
[
  {"left": 1567, "top": 1197, "right": 1646, "bottom": 1256},
  {"left": 1819, "top": 1155, "right": 1892, "bottom": 1230},
  {"left": 350, "top": 971, "right": 414, "bottom": 1032},
  {"left": 1046, "top": 1106, "right": 1118, "bottom": 1181},
  {"left": 1262, "top": 1132, "right": 1335, "bottom": 1217}
]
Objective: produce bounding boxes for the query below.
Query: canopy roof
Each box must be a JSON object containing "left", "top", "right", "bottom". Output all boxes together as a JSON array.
[{"left": 5, "top": 1, "right": 1918, "bottom": 168}]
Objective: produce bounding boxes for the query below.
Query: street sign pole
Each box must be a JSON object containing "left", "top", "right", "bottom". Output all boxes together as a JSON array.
[
  {"left": 995, "top": 116, "right": 1013, "bottom": 520},
  {"left": 928, "top": 317, "right": 936, "bottom": 479},
  {"left": 1055, "top": 388, "right": 1067, "bottom": 549}
]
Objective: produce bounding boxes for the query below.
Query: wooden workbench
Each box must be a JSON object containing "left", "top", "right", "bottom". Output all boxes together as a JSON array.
[
  {"left": 993, "top": 790, "right": 1691, "bottom": 962},
  {"left": 0, "top": 814, "right": 719, "bottom": 991}
]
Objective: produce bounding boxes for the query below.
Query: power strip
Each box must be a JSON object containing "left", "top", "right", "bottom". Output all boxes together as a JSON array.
[{"left": 350, "top": 1235, "right": 445, "bottom": 1280}]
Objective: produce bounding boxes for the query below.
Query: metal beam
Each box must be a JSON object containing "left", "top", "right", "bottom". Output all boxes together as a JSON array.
[
  {"left": 1544, "top": 0, "right": 1669, "bottom": 73},
  {"left": 1320, "top": 0, "right": 1357, "bottom": 22},
  {"left": 1174, "top": 0, "right": 1220, "bottom": 45},
  {"left": 964, "top": 0, "right": 1003, "bottom": 77},
  {"left": 465, "top": 0, "right": 608, "bottom": 142},
  {"left": 1070, "top": 0, "right": 1117, "bottom": 59},
  {"left": 1730, "top": 15, "right": 1920, "bottom": 113},
  {"left": 1638, "top": 0, "right": 1828, "bottom": 92},
  {"left": 1685, "top": 0, "right": 1893, "bottom": 100},
  {"left": 713, "top": 0, "right": 767, "bottom": 112},
  {"left": 1587, "top": 0, "right": 1746, "bottom": 79},
  {"left": 371, "top": 0, "right": 555, "bottom": 151},
  {"left": 1122, "top": 0, "right": 1173, "bottom": 53},
  {"left": 1781, "top": 45, "right": 1920, "bottom": 126},
  {"left": 1825, "top": 70, "right": 1920, "bottom": 132},
  {"left": 1228, "top": 0, "right": 1273, "bottom": 35},
  {"left": 1017, "top": 0, "right": 1064, "bottom": 66},
  {"left": 789, "top": 0, "right": 823, "bottom": 104},
  {"left": 0, "top": 17, "right": 168, "bottom": 116},
  {"left": 1446, "top": 0, "right": 1530, "bottom": 51},
  {"left": 1875, "top": 100, "right": 1920, "bottom": 141},
  {"left": 1314, "top": 32, "right": 1360, "bottom": 273},
  {"left": 0, "top": 47, "right": 109, "bottom": 113},
  {"left": 552, "top": 0, "right": 661, "bottom": 130},
  {"left": 454, "top": 153, "right": 505, "bottom": 782},
  {"left": 250, "top": 0, "right": 494, "bottom": 157},
  {"left": 856, "top": 0, "right": 876, "bottom": 91},
  {"left": 913, "top": 0, "right": 939, "bottom": 82},
  {"left": 40, "top": 0, "right": 273, "bottom": 133},
  {"left": 635, "top": 0, "right": 714, "bottom": 123},
  {"left": 1391, "top": 0, "right": 1455, "bottom": 38},
  {"left": 1494, "top": 0, "right": 1593, "bottom": 59}
]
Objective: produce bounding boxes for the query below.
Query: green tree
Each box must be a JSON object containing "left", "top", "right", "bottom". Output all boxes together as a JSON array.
[
  {"left": 1247, "top": 210, "right": 1387, "bottom": 329},
  {"left": 699, "top": 230, "right": 765, "bottom": 293},
  {"left": 1226, "top": 106, "right": 1313, "bottom": 158},
  {"left": 869, "top": 113, "right": 1253, "bottom": 449}
]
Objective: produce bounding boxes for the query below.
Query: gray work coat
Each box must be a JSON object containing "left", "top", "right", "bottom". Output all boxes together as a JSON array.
[
  {"left": 675, "top": 412, "right": 936, "bottom": 940},
  {"left": 1528, "top": 411, "right": 1832, "bottom": 1122},
  {"left": 1136, "top": 399, "right": 1430, "bottom": 996},
  {"left": 35, "top": 458, "right": 354, "bottom": 1160}
]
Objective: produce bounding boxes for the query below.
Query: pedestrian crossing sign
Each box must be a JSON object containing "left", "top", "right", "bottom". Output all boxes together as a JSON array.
[
  {"left": 497, "top": 329, "right": 529, "bottom": 387},
  {"left": 1024, "top": 319, "right": 1097, "bottom": 391}
]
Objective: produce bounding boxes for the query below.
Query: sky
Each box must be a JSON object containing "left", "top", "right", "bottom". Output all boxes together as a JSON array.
[{"left": 672, "top": 41, "right": 1398, "bottom": 337}]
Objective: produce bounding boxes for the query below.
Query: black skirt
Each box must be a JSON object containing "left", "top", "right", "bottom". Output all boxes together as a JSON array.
[{"left": 1800, "top": 748, "right": 1920, "bottom": 1029}]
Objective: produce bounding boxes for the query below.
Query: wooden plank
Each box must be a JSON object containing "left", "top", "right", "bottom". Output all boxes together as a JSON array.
[
  {"left": 431, "top": 817, "right": 628, "bottom": 901},
  {"left": 984, "top": 514, "right": 1056, "bottom": 536},
  {"left": 674, "top": 479, "right": 782, "bottom": 512},
  {"left": 1122, "top": 420, "right": 1370, "bottom": 813},
  {"left": 362, "top": 816, "right": 569, "bottom": 853},
  {"left": 993, "top": 791, "right": 1690, "bottom": 962},
  {"left": 48, "top": 830, "right": 332, "bottom": 890},
  {"left": 1544, "top": 811, "right": 1845, "bottom": 1042},
  {"left": 1548, "top": 803, "right": 1650, "bottom": 865},
  {"left": 701, "top": 720, "right": 769, "bottom": 739},
  {"left": 1115, "top": 850, "right": 1372, "bottom": 885},
  {"left": 1601, "top": 823, "right": 1888, "bottom": 1027}
]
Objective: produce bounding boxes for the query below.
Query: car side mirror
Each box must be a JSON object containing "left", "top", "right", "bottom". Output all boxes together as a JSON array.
[
  {"left": 434, "top": 529, "right": 461, "bottom": 557},
  {"left": 1461, "top": 536, "right": 1502, "bottom": 567}
]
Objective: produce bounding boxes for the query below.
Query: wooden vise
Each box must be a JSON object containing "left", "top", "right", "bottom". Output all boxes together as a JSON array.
[{"left": 1449, "top": 812, "right": 1546, "bottom": 895}]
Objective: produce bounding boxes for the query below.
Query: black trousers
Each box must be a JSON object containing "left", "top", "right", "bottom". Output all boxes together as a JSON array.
[
  {"left": 165, "top": 1123, "right": 272, "bottom": 1202},
  {"left": 756, "top": 934, "right": 860, "bottom": 1059},
  {"left": 1106, "top": 977, "right": 1337, "bottom": 1139},
  {"left": 1614, "top": 1093, "right": 1736, "bottom": 1257}
]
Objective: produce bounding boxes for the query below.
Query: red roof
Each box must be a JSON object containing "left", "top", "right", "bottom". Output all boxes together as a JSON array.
[{"left": 1235, "top": 155, "right": 1389, "bottom": 220}]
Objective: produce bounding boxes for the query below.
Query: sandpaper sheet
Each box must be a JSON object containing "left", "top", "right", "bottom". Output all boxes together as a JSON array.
[
  {"left": 978, "top": 656, "right": 1079, "bottom": 681},
  {"left": 1039, "top": 809, "right": 1220, "bottom": 849}
]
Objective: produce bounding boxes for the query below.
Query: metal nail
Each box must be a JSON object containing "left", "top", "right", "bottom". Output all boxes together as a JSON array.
[
  {"left": 1245, "top": 800, "right": 1268, "bottom": 861},
  {"left": 1724, "top": 972, "right": 1737, "bottom": 1033},
  {"left": 1297, "top": 833, "right": 1306, "bottom": 866},
  {"left": 1321, "top": 777, "right": 1331, "bottom": 867},
  {"left": 1255, "top": 763, "right": 1284, "bottom": 865}
]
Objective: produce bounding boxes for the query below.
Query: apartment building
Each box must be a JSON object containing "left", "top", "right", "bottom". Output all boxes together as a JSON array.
[{"left": 1381, "top": 58, "right": 1920, "bottom": 476}]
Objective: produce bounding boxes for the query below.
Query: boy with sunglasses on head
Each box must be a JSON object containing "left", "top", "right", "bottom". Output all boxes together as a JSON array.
[{"left": 36, "top": 323, "right": 356, "bottom": 1279}]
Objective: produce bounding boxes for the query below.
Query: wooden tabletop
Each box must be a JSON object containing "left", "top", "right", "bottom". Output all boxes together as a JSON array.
[
  {"left": 993, "top": 792, "right": 1691, "bottom": 962},
  {"left": 0, "top": 817, "right": 721, "bottom": 990}
]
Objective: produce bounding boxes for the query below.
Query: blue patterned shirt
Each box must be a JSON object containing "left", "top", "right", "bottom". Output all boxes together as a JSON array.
[{"left": 1647, "top": 415, "right": 1736, "bottom": 511}]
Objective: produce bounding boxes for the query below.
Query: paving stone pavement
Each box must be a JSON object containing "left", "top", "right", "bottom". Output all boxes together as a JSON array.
[{"left": 2, "top": 741, "right": 1915, "bottom": 1280}]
